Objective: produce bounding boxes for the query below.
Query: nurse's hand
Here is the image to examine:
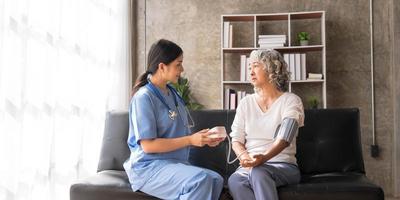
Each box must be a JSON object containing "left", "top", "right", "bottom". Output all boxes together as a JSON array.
[
  {"left": 189, "top": 129, "right": 221, "bottom": 147},
  {"left": 207, "top": 137, "right": 225, "bottom": 147}
]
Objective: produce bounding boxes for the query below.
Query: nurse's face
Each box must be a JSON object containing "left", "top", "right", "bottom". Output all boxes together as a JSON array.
[{"left": 165, "top": 54, "right": 184, "bottom": 84}]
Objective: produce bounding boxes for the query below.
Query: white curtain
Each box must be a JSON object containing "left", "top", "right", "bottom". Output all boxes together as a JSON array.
[{"left": 0, "top": 0, "right": 131, "bottom": 199}]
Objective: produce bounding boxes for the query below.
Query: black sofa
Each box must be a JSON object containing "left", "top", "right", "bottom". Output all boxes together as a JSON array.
[{"left": 70, "top": 108, "right": 384, "bottom": 200}]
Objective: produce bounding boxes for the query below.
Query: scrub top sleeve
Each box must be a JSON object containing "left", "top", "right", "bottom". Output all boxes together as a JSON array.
[
  {"left": 281, "top": 95, "right": 305, "bottom": 127},
  {"left": 131, "top": 93, "right": 157, "bottom": 144}
]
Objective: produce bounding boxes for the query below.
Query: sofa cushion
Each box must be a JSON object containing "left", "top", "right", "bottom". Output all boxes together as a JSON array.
[
  {"left": 97, "top": 111, "right": 130, "bottom": 172},
  {"left": 70, "top": 170, "right": 159, "bottom": 200},
  {"left": 278, "top": 172, "right": 384, "bottom": 200}
]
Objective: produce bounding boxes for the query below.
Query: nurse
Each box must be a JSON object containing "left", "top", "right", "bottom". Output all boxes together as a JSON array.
[{"left": 123, "top": 39, "right": 224, "bottom": 200}]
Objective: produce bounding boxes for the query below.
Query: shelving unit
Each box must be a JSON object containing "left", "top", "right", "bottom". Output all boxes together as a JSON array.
[{"left": 221, "top": 11, "right": 326, "bottom": 109}]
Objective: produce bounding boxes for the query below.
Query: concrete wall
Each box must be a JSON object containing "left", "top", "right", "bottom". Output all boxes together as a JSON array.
[
  {"left": 392, "top": 0, "right": 400, "bottom": 197},
  {"left": 135, "top": 0, "right": 398, "bottom": 197}
]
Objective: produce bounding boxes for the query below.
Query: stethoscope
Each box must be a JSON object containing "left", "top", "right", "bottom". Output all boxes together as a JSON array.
[{"left": 145, "top": 79, "right": 195, "bottom": 128}]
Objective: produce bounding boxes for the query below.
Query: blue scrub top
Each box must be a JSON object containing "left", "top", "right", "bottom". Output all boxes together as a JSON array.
[{"left": 123, "top": 84, "right": 190, "bottom": 191}]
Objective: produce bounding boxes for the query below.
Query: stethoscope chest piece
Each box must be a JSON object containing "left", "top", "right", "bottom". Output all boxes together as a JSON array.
[{"left": 168, "top": 110, "right": 178, "bottom": 120}]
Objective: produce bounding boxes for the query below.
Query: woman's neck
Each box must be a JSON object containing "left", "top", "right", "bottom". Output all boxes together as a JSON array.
[
  {"left": 150, "top": 75, "right": 169, "bottom": 94},
  {"left": 258, "top": 84, "right": 281, "bottom": 98}
]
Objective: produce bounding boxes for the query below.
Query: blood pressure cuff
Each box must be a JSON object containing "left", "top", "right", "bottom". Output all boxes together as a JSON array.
[{"left": 273, "top": 118, "right": 299, "bottom": 143}]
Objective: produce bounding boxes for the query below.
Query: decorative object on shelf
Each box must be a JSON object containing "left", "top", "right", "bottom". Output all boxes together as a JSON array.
[
  {"left": 171, "top": 76, "right": 204, "bottom": 110},
  {"left": 297, "top": 31, "right": 310, "bottom": 46},
  {"left": 307, "top": 95, "right": 319, "bottom": 109}
]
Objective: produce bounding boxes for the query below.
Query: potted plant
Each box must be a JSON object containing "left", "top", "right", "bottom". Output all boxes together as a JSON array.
[
  {"left": 307, "top": 96, "right": 319, "bottom": 109},
  {"left": 171, "top": 76, "right": 204, "bottom": 110},
  {"left": 298, "top": 31, "right": 310, "bottom": 46}
]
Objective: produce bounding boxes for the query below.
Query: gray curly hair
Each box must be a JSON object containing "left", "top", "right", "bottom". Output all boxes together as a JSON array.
[{"left": 249, "top": 49, "right": 290, "bottom": 92}]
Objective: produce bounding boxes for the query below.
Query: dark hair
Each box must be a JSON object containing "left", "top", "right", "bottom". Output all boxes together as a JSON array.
[{"left": 132, "top": 39, "right": 183, "bottom": 95}]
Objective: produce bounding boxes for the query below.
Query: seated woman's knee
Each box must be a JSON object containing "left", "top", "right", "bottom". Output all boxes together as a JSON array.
[
  {"left": 228, "top": 172, "right": 244, "bottom": 188},
  {"left": 250, "top": 166, "right": 273, "bottom": 181}
]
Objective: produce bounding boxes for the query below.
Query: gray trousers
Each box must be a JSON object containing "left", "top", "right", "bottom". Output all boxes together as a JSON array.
[{"left": 228, "top": 162, "right": 300, "bottom": 200}]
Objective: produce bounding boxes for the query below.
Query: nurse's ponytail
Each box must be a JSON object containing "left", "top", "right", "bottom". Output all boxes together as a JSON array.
[
  {"left": 132, "top": 71, "right": 151, "bottom": 95},
  {"left": 131, "top": 39, "right": 183, "bottom": 96}
]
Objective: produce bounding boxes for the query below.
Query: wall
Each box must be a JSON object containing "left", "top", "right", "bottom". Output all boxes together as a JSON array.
[
  {"left": 135, "top": 0, "right": 397, "bottom": 197},
  {"left": 392, "top": 0, "right": 400, "bottom": 197}
]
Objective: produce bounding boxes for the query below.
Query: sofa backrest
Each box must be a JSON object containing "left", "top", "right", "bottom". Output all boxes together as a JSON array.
[
  {"left": 97, "top": 111, "right": 130, "bottom": 172},
  {"left": 97, "top": 108, "right": 365, "bottom": 177},
  {"left": 188, "top": 108, "right": 365, "bottom": 178},
  {"left": 297, "top": 108, "right": 365, "bottom": 175},
  {"left": 187, "top": 110, "right": 236, "bottom": 178}
]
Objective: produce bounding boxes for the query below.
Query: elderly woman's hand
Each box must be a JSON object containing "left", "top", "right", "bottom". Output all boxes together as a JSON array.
[{"left": 240, "top": 154, "right": 267, "bottom": 168}]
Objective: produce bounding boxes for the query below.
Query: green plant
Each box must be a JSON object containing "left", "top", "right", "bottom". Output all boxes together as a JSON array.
[
  {"left": 171, "top": 77, "right": 204, "bottom": 110},
  {"left": 307, "top": 96, "right": 319, "bottom": 109},
  {"left": 297, "top": 31, "right": 310, "bottom": 41}
]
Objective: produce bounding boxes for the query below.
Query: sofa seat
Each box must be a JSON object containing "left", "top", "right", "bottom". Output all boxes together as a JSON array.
[
  {"left": 279, "top": 172, "right": 384, "bottom": 200},
  {"left": 70, "top": 170, "right": 159, "bottom": 200}
]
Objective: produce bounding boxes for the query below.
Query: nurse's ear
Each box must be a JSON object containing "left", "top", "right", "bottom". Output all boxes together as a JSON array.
[{"left": 158, "top": 62, "right": 168, "bottom": 73}]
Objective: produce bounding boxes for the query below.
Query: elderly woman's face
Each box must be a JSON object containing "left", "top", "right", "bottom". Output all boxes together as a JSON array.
[{"left": 249, "top": 61, "right": 269, "bottom": 86}]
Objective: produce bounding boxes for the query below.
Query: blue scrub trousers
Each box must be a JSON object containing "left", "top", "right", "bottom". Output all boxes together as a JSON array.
[
  {"left": 228, "top": 162, "right": 300, "bottom": 200},
  {"left": 140, "top": 162, "right": 224, "bottom": 200}
]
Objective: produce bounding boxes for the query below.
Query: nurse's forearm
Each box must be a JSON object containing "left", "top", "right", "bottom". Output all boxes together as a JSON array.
[{"left": 140, "top": 136, "right": 191, "bottom": 153}]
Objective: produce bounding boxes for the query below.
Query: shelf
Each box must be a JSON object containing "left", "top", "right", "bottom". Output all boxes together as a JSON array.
[
  {"left": 256, "top": 14, "right": 288, "bottom": 21},
  {"left": 290, "top": 11, "right": 323, "bottom": 20},
  {"left": 222, "top": 45, "right": 323, "bottom": 53},
  {"left": 221, "top": 11, "right": 327, "bottom": 109},
  {"left": 222, "top": 11, "right": 324, "bottom": 22},
  {"left": 223, "top": 15, "right": 254, "bottom": 21},
  {"left": 274, "top": 45, "right": 324, "bottom": 53},
  {"left": 222, "top": 47, "right": 256, "bottom": 53},
  {"left": 224, "top": 80, "right": 324, "bottom": 84},
  {"left": 290, "top": 79, "right": 324, "bottom": 83},
  {"left": 223, "top": 81, "right": 252, "bottom": 84}
]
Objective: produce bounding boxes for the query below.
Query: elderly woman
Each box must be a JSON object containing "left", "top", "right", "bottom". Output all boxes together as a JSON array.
[{"left": 228, "top": 49, "right": 304, "bottom": 200}]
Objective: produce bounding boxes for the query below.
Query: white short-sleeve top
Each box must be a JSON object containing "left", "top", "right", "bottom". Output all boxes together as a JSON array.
[{"left": 230, "top": 92, "right": 304, "bottom": 165}]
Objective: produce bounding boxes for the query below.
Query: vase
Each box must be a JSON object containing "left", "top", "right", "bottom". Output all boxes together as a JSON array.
[{"left": 300, "top": 40, "right": 309, "bottom": 46}]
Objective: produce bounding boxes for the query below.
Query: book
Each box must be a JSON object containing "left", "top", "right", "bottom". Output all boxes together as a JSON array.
[
  {"left": 258, "top": 39, "right": 286, "bottom": 44},
  {"left": 258, "top": 35, "right": 286, "bottom": 48},
  {"left": 289, "top": 54, "right": 295, "bottom": 81},
  {"left": 301, "top": 53, "right": 307, "bottom": 80},
  {"left": 283, "top": 53, "right": 290, "bottom": 68},
  {"left": 308, "top": 73, "right": 323, "bottom": 79},
  {"left": 246, "top": 57, "right": 251, "bottom": 81},
  {"left": 224, "top": 88, "right": 230, "bottom": 109},
  {"left": 229, "top": 89, "right": 236, "bottom": 109},
  {"left": 258, "top": 34, "right": 286, "bottom": 39},
  {"left": 223, "top": 22, "right": 230, "bottom": 48},
  {"left": 229, "top": 24, "right": 233, "bottom": 48},
  {"left": 240, "top": 55, "right": 246, "bottom": 81},
  {"left": 258, "top": 39, "right": 286, "bottom": 43},
  {"left": 295, "top": 53, "right": 301, "bottom": 80},
  {"left": 259, "top": 43, "right": 285, "bottom": 48}
]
